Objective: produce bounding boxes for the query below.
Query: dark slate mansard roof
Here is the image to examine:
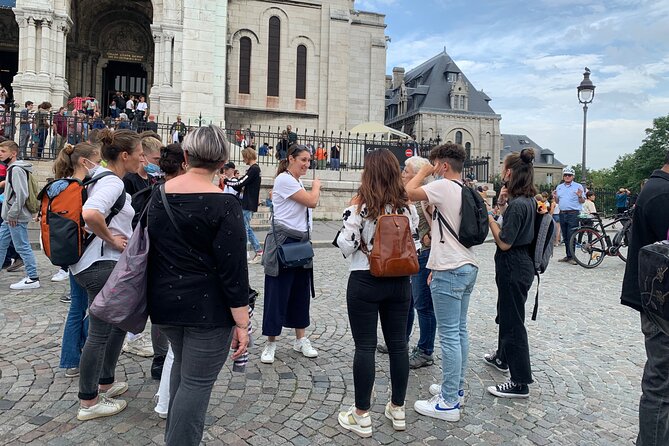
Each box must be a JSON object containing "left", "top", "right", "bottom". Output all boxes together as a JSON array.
[
  {"left": 501, "top": 134, "right": 564, "bottom": 167},
  {"left": 385, "top": 51, "right": 499, "bottom": 121}
]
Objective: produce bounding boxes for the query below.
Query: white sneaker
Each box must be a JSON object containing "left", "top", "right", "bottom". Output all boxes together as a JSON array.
[
  {"left": 414, "top": 394, "right": 460, "bottom": 422},
  {"left": 384, "top": 402, "right": 406, "bottom": 431},
  {"left": 294, "top": 338, "right": 318, "bottom": 358},
  {"left": 122, "top": 335, "right": 154, "bottom": 357},
  {"left": 77, "top": 395, "right": 127, "bottom": 421},
  {"left": 429, "top": 384, "right": 465, "bottom": 407},
  {"left": 261, "top": 342, "right": 276, "bottom": 364},
  {"left": 99, "top": 381, "right": 128, "bottom": 399},
  {"left": 10, "top": 277, "right": 41, "bottom": 290},
  {"left": 51, "top": 269, "right": 69, "bottom": 282},
  {"left": 338, "top": 405, "right": 372, "bottom": 438}
]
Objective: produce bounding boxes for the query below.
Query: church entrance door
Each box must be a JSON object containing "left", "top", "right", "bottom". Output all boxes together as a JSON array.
[{"left": 102, "top": 61, "right": 148, "bottom": 116}]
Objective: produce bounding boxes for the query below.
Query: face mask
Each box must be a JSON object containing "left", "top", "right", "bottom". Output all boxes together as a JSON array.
[
  {"left": 82, "top": 158, "right": 100, "bottom": 177},
  {"left": 144, "top": 163, "right": 161, "bottom": 175}
]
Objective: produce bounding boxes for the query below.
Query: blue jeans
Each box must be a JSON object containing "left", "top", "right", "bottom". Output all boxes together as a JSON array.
[
  {"left": 60, "top": 273, "right": 89, "bottom": 368},
  {"left": 242, "top": 210, "right": 261, "bottom": 253},
  {"left": 0, "top": 221, "right": 39, "bottom": 279},
  {"left": 430, "top": 264, "right": 478, "bottom": 405},
  {"left": 638, "top": 311, "right": 669, "bottom": 446},
  {"left": 411, "top": 249, "right": 435, "bottom": 355},
  {"left": 559, "top": 212, "right": 579, "bottom": 258},
  {"left": 37, "top": 128, "right": 48, "bottom": 157},
  {"left": 330, "top": 158, "right": 340, "bottom": 170}
]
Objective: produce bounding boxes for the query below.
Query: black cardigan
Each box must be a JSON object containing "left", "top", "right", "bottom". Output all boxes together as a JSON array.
[{"left": 226, "top": 163, "right": 262, "bottom": 212}]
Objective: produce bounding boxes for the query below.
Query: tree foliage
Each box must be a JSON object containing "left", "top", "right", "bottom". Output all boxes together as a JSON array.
[{"left": 578, "top": 114, "right": 669, "bottom": 191}]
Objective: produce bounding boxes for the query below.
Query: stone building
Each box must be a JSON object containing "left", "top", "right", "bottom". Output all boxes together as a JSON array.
[
  {"left": 0, "top": 0, "right": 386, "bottom": 130},
  {"left": 501, "top": 134, "right": 565, "bottom": 186},
  {"left": 384, "top": 50, "right": 503, "bottom": 178}
]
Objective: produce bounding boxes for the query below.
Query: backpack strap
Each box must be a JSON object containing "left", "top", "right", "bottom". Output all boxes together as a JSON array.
[
  {"left": 82, "top": 171, "right": 127, "bottom": 251},
  {"left": 532, "top": 272, "right": 540, "bottom": 321},
  {"left": 434, "top": 208, "right": 460, "bottom": 244}
]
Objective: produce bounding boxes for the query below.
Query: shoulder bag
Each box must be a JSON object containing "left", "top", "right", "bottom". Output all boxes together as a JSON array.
[{"left": 272, "top": 207, "right": 314, "bottom": 268}]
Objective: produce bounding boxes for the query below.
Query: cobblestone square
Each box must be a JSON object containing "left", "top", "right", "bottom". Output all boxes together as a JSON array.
[{"left": 0, "top": 243, "right": 643, "bottom": 445}]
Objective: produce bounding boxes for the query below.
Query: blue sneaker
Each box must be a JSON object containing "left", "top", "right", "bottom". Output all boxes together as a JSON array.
[{"left": 414, "top": 395, "right": 460, "bottom": 422}]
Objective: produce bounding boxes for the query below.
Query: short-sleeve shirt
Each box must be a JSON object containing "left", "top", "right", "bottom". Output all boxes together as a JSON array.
[
  {"left": 70, "top": 168, "right": 134, "bottom": 275},
  {"left": 556, "top": 181, "right": 584, "bottom": 211},
  {"left": 272, "top": 172, "right": 311, "bottom": 232},
  {"left": 499, "top": 196, "right": 535, "bottom": 247},
  {"left": 422, "top": 179, "right": 478, "bottom": 270},
  {"left": 616, "top": 193, "right": 628, "bottom": 208}
]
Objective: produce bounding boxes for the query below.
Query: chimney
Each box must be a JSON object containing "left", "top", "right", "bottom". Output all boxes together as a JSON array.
[
  {"left": 385, "top": 75, "right": 393, "bottom": 90},
  {"left": 392, "top": 67, "right": 405, "bottom": 89}
]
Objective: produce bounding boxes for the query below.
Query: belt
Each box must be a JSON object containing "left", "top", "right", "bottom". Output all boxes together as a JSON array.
[{"left": 561, "top": 210, "right": 579, "bottom": 214}]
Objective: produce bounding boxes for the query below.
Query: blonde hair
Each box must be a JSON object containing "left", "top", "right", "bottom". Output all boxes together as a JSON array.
[
  {"left": 141, "top": 136, "right": 162, "bottom": 155},
  {"left": 242, "top": 147, "right": 257, "bottom": 162}
]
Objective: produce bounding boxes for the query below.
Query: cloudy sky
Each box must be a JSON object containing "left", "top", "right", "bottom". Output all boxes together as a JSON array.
[{"left": 356, "top": 0, "right": 669, "bottom": 169}]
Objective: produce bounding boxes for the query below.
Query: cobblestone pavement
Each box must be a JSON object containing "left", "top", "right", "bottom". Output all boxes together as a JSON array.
[{"left": 0, "top": 243, "right": 644, "bottom": 445}]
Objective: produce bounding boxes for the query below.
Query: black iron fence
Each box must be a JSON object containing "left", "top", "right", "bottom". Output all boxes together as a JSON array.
[
  {"left": 0, "top": 106, "right": 491, "bottom": 180},
  {"left": 537, "top": 185, "right": 627, "bottom": 218}
]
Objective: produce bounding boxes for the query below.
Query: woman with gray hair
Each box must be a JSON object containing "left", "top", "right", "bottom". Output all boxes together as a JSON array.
[
  {"left": 146, "top": 125, "right": 250, "bottom": 445},
  {"left": 400, "top": 156, "right": 438, "bottom": 369}
]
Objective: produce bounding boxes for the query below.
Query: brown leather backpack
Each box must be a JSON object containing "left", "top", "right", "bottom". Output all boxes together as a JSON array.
[{"left": 361, "top": 213, "right": 419, "bottom": 277}]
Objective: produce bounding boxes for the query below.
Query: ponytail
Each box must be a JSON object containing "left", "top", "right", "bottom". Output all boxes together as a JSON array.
[
  {"left": 276, "top": 159, "right": 289, "bottom": 176},
  {"left": 53, "top": 142, "right": 100, "bottom": 179}
]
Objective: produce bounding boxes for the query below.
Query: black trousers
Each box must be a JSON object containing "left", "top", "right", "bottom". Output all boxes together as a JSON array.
[
  {"left": 346, "top": 270, "right": 410, "bottom": 410},
  {"left": 494, "top": 247, "right": 534, "bottom": 385}
]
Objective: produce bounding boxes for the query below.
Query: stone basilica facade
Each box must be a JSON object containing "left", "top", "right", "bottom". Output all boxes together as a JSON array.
[{"left": 0, "top": 0, "right": 387, "bottom": 130}]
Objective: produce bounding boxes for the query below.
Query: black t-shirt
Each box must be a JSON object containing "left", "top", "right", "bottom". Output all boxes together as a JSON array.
[
  {"left": 500, "top": 196, "right": 536, "bottom": 247},
  {"left": 147, "top": 192, "right": 249, "bottom": 327},
  {"left": 123, "top": 172, "right": 152, "bottom": 196}
]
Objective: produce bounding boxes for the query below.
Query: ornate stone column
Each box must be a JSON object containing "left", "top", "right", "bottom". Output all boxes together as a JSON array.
[
  {"left": 25, "top": 16, "right": 37, "bottom": 74},
  {"left": 162, "top": 31, "right": 174, "bottom": 87},
  {"left": 39, "top": 18, "right": 52, "bottom": 77}
]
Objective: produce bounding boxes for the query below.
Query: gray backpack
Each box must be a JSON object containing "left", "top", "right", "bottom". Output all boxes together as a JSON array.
[{"left": 531, "top": 212, "right": 556, "bottom": 320}]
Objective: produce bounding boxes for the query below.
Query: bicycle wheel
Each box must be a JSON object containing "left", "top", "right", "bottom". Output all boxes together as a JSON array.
[
  {"left": 570, "top": 228, "right": 606, "bottom": 268},
  {"left": 617, "top": 228, "right": 629, "bottom": 263}
]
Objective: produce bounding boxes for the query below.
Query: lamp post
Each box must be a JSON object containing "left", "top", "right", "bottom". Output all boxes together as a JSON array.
[{"left": 577, "top": 68, "right": 596, "bottom": 185}]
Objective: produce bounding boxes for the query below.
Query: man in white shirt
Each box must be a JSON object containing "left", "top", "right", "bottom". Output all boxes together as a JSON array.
[{"left": 405, "top": 143, "right": 478, "bottom": 423}]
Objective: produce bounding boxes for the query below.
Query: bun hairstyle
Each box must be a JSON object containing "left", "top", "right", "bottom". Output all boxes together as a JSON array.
[
  {"left": 276, "top": 144, "right": 309, "bottom": 176},
  {"left": 54, "top": 142, "right": 100, "bottom": 179},
  {"left": 504, "top": 147, "right": 537, "bottom": 198},
  {"left": 159, "top": 143, "right": 185, "bottom": 176},
  {"left": 99, "top": 128, "right": 141, "bottom": 162}
]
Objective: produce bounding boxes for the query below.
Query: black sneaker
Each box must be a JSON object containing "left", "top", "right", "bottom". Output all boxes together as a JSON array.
[
  {"left": 376, "top": 343, "right": 389, "bottom": 354},
  {"left": 487, "top": 380, "right": 529, "bottom": 398},
  {"left": 151, "top": 355, "right": 166, "bottom": 380},
  {"left": 483, "top": 351, "right": 509, "bottom": 373},
  {"left": 408, "top": 347, "right": 434, "bottom": 369},
  {"left": 59, "top": 295, "right": 72, "bottom": 304}
]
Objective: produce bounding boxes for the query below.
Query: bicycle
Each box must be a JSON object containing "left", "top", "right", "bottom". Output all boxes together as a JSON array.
[{"left": 569, "top": 210, "right": 632, "bottom": 268}]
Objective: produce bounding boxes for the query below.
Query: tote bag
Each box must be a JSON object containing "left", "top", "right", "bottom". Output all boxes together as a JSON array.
[{"left": 89, "top": 204, "right": 151, "bottom": 334}]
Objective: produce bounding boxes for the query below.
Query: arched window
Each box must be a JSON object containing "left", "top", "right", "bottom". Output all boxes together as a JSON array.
[
  {"left": 267, "top": 16, "right": 281, "bottom": 97},
  {"left": 455, "top": 131, "right": 463, "bottom": 145},
  {"left": 296, "top": 44, "right": 307, "bottom": 99},
  {"left": 465, "top": 142, "right": 471, "bottom": 159},
  {"left": 239, "top": 37, "right": 252, "bottom": 94}
]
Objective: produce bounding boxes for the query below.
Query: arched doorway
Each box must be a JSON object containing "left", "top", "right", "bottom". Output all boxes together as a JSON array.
[
  {"left": 0, "top": 8, "right": 19, "bottom": 106},
  {"left": 66, "top": 0, "right": 153, "bottom": 115}
]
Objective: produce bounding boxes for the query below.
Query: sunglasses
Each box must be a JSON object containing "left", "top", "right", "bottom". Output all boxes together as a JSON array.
[{"left": 563, "top": 174, "right": 574, "bottom": 177}]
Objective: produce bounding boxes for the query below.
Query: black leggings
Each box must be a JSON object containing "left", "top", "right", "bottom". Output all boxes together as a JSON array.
[
  {"left": 494, "top": 247, "right": 535, "bottom": 385},
  {"left": 346, "top": 270, "right": 410, "bottom": 410}
]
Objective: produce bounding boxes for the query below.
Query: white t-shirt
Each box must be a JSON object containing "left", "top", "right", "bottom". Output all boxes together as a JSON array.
[
  {"left": 272, "top": 172, "right": 311, "bottom": 232},
  {"left": 422, "top": 179, "right": 478, "bottom": 270},
  {"left": 126, "top": 99, "right": 134, "bottom": 110},
  {"left": 70, "top": 168, "right": 135, "bottom": 275},
  {"left": 136, "top": 102, "right": 148, "bottom": 112}
]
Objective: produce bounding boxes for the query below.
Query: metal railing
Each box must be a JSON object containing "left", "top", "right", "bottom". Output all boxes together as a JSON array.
[{"left": 0, "top": 106, "right": 490, "bottom": 180}]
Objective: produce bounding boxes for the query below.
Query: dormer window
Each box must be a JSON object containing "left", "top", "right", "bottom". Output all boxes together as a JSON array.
[{"left": 446, "top": 72, "right": 457, "bottom": 83}]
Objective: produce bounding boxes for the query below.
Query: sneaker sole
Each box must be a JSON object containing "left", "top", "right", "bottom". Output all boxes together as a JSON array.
[
  {"left": 414, "top": 403, "right": 460, "bottom": 422},
  {"left": 260, "top": 357, "right": 275, "bottom": 364},
  {"left": 486, "top": 386, "right": 529, "bottom": 399},
  {"left": 77, "top": 400, "right": 127, "bottom": 421},
  {"left": 10, "top": 284, "right": 40, "bottom": 290},
  {"left": 384, "top": 409, "right": 406, "bottom": 431},
  {"left": 338, "top": 413, "right": 372, "bottom": 438},
  {"left": 409, "top": 360, "right": 434, "bottom": 369},
  {"left": 483, "top": 358, "right": 509, "bottom": 374},
  {"left": 65, "top": 372, "right": 80, "bottom": 378},
  {"left": 122, "top": 347, "right": 154, "bottom": 358},
  {"left": 292, "top": 345, "right": 318, "bottom": 358}
]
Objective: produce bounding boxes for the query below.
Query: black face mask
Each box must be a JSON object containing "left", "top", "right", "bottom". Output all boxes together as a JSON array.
[{"left": 0, "top": 157, "right": 11, "bottom": 165}]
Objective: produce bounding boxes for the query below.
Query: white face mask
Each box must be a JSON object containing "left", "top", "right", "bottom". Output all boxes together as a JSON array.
[{"left": 82, "top": 158, "right": 101, "bottom": 177}]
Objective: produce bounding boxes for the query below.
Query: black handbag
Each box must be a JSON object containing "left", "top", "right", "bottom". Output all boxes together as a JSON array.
[
  {"left": 639, "top": 240, "right": 669, "bottom": 320},
  {"left": 272, "top": 208, "right": 314, "bottom": 268}
]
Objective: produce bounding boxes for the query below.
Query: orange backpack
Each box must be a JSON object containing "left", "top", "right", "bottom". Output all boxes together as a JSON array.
[{"left": 38, "top": 173, "right": 125, "bottom": 268}]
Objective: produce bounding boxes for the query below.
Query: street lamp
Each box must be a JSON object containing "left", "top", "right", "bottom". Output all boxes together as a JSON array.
[{"left": 577, "top": 68, "right": 596, "bottom": 184}]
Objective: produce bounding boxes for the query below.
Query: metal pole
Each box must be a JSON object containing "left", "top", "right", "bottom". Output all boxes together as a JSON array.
[{"left": 581, "top": 103, "right": 588, "bottom": 185}]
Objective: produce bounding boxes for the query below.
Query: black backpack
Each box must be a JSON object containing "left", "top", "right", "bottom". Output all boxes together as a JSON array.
[
  {"left": 639, "top": 240, "right": 669, "bottom": 321},
  {"left": 530, "top": 212, "right": 556, "bottom": 320},
  {"left": 434, "top": 180, "right": 489, "bottom": 248}
]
